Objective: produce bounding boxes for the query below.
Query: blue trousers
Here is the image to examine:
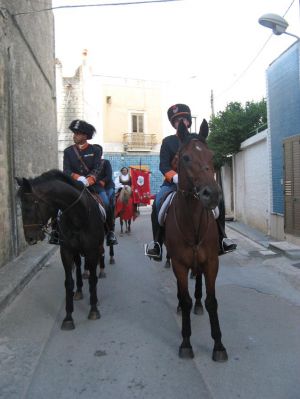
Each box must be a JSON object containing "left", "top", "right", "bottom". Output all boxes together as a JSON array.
[
  {"left": 98, "top": 187, "right": 115, "bottom": 209},
  {"left": 155, "top": 182, "right": 177, "bottom": 210}
]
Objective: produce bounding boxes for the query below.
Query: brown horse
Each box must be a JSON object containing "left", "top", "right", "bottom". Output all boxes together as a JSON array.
[
  {"left": 115, "top": 185, "right": 135, "bottom": 235},
  {"left": 164, "top": 119, "right": 228, "bottom": 362}
]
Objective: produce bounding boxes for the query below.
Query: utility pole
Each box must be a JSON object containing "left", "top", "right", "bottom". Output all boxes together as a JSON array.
[{"left": 210, "top": 89, "right": 215, "bottom": 117}]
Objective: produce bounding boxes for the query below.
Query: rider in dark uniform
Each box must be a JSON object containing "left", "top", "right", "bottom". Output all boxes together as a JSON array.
[
  {"left": 146, "top": 104, "right": 237, "bottom": 260},
  {"left": 93, "top": 144, "right": 118, "bottom": 246},
  {"left": 49, "top": 119, "right": 117, "bottom": 246}
]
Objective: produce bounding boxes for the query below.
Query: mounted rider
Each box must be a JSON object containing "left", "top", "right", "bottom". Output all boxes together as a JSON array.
[
  {"left": 146, "top": 104, "right": 237, "bottom": 260},
  {"left": 114, "top": 167, "right": 132, "bottom": 192},
  {"left": 50, "top": 119, "right": 117, "bottom": 246}
]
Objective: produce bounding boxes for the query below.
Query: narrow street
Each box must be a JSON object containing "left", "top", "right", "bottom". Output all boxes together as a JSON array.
[{"left": 0, "top": 207, "right": 299, "bottom": 399}]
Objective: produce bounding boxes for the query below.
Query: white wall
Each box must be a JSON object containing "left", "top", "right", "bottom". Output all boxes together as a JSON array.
[{"left": 232, "top": 130, "right": 270, "bottom": 234}]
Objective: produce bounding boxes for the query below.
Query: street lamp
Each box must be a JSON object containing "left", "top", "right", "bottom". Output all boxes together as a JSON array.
[{"left": 258, "top": 13, "right": 300, "bottom": 40}]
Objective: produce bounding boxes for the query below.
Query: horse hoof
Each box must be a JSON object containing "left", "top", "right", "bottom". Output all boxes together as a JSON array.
[
  {"left": 164, "top": 261, "right": 171, "bottom": 268},
  {"left": 99, "top": 271, "right": 106, "bottom": 278},
  {"left": 194, "top": 304, "right": 204, "bottom": 315},
  {"left": 73, "top": 291, "right": 83, "bottom": 301},
  {"left": 88, "top": 309, "right": 101, "bottom": 320},
  {"left": 212, "top": 349, "right": 228, "bottom": 362},
  {"left": 179, "top": 346, "right": 194, "bottom": 359},
  {"left": 61, "top": 320, "right": 75, "bottom": 330},
  {"left": 109, "top": 258, "right": 115, "bottom": 265}
]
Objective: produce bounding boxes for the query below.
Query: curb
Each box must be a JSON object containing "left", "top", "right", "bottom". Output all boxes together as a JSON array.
[{"left": 0, "top": 243, "right": 58, "bottom": 313}]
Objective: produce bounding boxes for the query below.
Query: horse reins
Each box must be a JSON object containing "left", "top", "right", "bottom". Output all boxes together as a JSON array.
[
  {"left": 22, "top": 186, "right": 87, "bottom": 231},
  {"left": 173, "top": 138, "right": 212, "bottom": 265}
]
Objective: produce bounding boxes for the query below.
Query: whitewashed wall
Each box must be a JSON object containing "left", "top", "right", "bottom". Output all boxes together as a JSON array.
[{"left": 232, "top": 130, "right": 270, "bottom": 234}]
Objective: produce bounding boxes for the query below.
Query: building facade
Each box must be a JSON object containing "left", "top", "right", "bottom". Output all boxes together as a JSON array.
[{"left": 56, "top": 52, "right": 166, "bottom": 194}]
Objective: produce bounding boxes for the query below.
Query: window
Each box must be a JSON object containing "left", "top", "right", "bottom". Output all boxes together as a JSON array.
[{"left": 131, "top": 113, "right": 144, "bottom": 133}]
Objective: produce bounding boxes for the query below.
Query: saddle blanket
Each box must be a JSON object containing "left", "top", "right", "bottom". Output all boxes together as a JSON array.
[
  {"left": 98, "top": 204, "right": 106, "bottom": 222},
  {"left": 158, "top": 194, "right": 219, "bottom": 227},
  {"left": 158, "top": 192, "right": 176, "bottom": 226}
]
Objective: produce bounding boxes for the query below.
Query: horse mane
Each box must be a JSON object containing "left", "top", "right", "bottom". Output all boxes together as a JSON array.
[
  {"left": 32, "top": 169, "right": 83, "bottom": 190},
  {"left": 119, "top": 186, "right": 132, "bottom": 204}
]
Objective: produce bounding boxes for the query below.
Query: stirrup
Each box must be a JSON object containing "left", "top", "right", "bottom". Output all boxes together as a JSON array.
[
  {"left": 144, "top": 241, "right": 162, "bottom": 260},
  {"left": 220, "top": 238, "right": 237, "bottom": 255}
]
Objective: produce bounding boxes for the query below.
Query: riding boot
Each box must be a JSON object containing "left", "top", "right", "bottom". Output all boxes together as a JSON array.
[
  {"left": 146, "top": 202, "right": 163, "bottom": 261},
  {"left": 105, "top": 207, "right": 118, "bottom": 246},
  {"left": 49, "top": 218, "right": 60, "bottom": 245},
  {"left": 216, "top": 199, "right": 237, "bottom": 255}
]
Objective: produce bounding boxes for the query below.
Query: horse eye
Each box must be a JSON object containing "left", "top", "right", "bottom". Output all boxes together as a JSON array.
[{"left": 182, "top": 154, "right": 190, "bottom": 163}]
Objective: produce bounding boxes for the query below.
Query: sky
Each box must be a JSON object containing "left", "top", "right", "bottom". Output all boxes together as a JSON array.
[{"left": 52, "top": 0, "right": 300, "bottom": 118}]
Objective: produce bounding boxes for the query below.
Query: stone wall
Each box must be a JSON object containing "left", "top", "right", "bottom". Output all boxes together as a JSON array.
[{"left": 0, "top": 0, "right": 57, "bottom": 267}]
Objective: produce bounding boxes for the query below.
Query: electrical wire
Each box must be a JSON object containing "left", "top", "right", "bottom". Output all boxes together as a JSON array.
[
  {"left": 215, "top": 0, "right": 297, "bottom": 100},
  {"left": 12, "top": 0, "right": 182, "bottom": 16}
]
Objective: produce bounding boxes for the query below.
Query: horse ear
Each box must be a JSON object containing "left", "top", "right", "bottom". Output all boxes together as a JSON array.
[
  {"left": 177, "top": 119, "right": 189, "bottom": 143},
  {"left": 199, "top": 119, "right": 209, "bottom": 140},
  {"left": 15, "top": 177, "right": 32, "bottom": 192}
]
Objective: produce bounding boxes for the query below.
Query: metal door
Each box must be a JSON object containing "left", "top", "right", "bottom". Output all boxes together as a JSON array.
[{"left": 283, "top": 135, "right": 300, "bottom": 235}]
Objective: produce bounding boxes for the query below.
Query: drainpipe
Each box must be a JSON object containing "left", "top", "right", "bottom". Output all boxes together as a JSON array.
[{"left": 7, "top": 46, "right": 20, "bottom": 257}]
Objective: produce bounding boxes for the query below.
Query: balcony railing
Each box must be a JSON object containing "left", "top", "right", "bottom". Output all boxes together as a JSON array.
[{"left": 123, "top": 132, "right": 157, "bottom": 151}]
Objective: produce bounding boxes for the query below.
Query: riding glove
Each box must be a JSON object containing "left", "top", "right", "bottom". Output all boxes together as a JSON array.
[
  {"left": 77, "top": 176, "right": 89, "bottom": 186},
  {"left": 172, "top": 174, "right": 178, "bottom": 184}
]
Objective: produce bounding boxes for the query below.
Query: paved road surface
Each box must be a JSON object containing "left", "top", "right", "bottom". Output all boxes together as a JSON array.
[{"left": 0, "top": 207, "right": 299, "bottom": 399}]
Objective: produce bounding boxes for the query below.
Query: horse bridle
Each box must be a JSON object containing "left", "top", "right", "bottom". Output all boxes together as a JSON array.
[
  {"left": 173, "top": 138, "right": 212, "bottom": 256},
  {"left": 22, "top": 186, "right": 87, "bottom": 232},
  {"left": 177, "top": 138, "right": 212, "bottom": 201}
]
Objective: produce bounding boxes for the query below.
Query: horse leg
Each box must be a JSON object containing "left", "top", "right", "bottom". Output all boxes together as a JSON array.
[
  {"left": 61, "top": 249, "right": 75, "bottom": 330},
  {"left": 125, "top": 220, "right": 128, "bottom": 233},
  {"left": 176, "top": 280, "right": 181, "bottom": 314},
  {"left": 86, "top": 253, "right": 101, "bottom": 320},
  {"left": 109, "top": 244, "right": 115, "bottom": 264},
  {"left": 165, "top": 252, "right": 171, "bottom": 269},
  {"left": 194, "top": 271, "right": 203, "bottom": 315},
  {"left": 99, "top": 253, "right": 106, "bottom": 278},
  {"left": 204, "top": 271, "right": 228, "bottom": 362},
  {"left": 74, "top": 253, "right": 83, "bottom": 300},
  {"left": 174, "top": 265, "right": 194, "bottom": 358},
  {"left": 127, "top": 219, "right": 131, "bottom": 233},
  {"left": 120, "top": 219, "right": 124, "bottom": 236}
]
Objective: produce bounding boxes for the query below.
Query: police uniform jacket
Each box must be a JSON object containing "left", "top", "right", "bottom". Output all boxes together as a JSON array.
[
  {"left": 159, "top": 134, "right": 180, "bottom": 183},
  {"left": 63, "top": 143, "right": 102, "bottom": 185},
  {"left": 98, "top": 159, "right": 115, "bottom": 190}
]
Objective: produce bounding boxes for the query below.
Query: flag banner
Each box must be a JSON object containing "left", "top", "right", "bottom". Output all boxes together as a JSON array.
[{"left": 130, "top": 168, "right": 151, "bottom": 205}]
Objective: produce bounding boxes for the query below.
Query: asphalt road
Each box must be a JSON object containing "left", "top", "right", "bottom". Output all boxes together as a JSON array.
[{"left": 0, "top": 207, "right": 299, "bottom": 399}]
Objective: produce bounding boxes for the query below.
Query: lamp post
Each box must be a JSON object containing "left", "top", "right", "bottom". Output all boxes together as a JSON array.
[{"left": 258, "top": 13, "right": 300, "bottom": 40}]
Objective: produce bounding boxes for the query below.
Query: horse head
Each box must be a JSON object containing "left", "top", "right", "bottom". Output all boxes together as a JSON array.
[
  {"left": 16, "top": 177, "right": 53, "bottom": 244},
  {"left": 176, "top": 119, "right": 221, "bottom": 209}
]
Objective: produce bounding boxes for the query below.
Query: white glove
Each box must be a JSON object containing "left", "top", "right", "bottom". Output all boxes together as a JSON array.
[
  {"left": 77, "top": 176, "right": 89, "bottom": 186},
  {"left": 212, "top": 206, "right": 219, "bottom": 219},
  {"left": 172, "top": 174, "right": 178, "bottom": 184}
]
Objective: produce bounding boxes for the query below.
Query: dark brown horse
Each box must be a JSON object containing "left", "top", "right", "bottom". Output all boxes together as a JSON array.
[
  {"left": 16, "top": 170, "right": 105, "bottom": 330},
  {"left": 164, "top": 119, "right": 228, "bottom": 362}
]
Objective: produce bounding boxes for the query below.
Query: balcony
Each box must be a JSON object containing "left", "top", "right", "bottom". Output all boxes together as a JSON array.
[{"left": 123, "top": 132, "right": 157, "bottom": 151}]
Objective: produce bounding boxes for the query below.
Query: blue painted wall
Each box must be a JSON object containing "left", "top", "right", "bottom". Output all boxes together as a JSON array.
[
  {"left": 104, "top": 152, "right": 163, "bottom": 195},
  {"left": 267, "top": 42, "right": 300, "bottom": 214}
]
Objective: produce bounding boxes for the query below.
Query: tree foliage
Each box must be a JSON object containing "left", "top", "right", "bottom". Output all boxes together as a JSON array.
[{"left": 207, "top": 99, "right": 267, "bottom": 169}]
